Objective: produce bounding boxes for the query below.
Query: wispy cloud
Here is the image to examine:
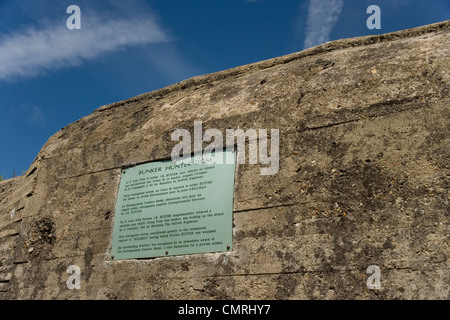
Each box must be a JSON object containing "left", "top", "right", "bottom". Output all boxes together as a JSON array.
[
  {"left": 0, "top": 14, "right": 170, "bottom": 82},
  {"left": 28, "top": 105, "right": 46, "bottom": 125},
  {"left": 10, "top": 104, "right": 46, "bottom": 126},
  {"left": 303, "top": 0, "right": 344, "bottom": 49}
]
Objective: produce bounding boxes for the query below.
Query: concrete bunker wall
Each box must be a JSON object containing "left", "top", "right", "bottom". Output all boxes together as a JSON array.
[{"left": 0, "top": 21, "right": 449, "bottom": 299}]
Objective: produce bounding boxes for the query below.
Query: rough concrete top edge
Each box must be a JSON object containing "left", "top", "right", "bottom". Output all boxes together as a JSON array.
[{"left": 95, "top": 19, "right": 450, "bottom": 113}]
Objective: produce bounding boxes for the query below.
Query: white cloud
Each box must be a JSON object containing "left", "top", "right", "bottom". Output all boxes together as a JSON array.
[
  {"left": 9, "top": 104, "right": 45, "bottom": 126},
  {"left": 28, "top": 105, "right": 46, "bottom": 125},
  {"left": 303, "top": 0, "right": 344, "bottom": 49},
  {"left": 0, "top": 14, "right": 170, "bottom": 82}
]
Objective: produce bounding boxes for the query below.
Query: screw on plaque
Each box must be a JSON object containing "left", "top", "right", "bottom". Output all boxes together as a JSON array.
[
  {"left": 227, "top": 245, "right": 231, "bottom": 250},
  {"left": 165, "top": 250, "right": 169, "bottom": 255},
  {"left": 111, "top": 255, "right": 115, "bottom": 260}
]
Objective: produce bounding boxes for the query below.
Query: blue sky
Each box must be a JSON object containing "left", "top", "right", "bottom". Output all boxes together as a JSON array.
[{"left": 0, "top": 0, "right": 449, "bottom": 178}]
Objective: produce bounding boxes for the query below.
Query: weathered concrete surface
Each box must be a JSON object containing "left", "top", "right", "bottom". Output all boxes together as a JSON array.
[{"left": 0, "top": 21, "right": 449, "bottom": 299}]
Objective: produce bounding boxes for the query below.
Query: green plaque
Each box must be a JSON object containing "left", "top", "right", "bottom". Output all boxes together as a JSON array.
[{"left": 110, "top": 150, "right": 236, "bottom": 260}]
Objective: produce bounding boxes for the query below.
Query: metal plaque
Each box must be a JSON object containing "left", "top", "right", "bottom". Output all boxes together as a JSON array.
[{"left": 110, "top": 150, "right": 236, "bottom": 260}]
